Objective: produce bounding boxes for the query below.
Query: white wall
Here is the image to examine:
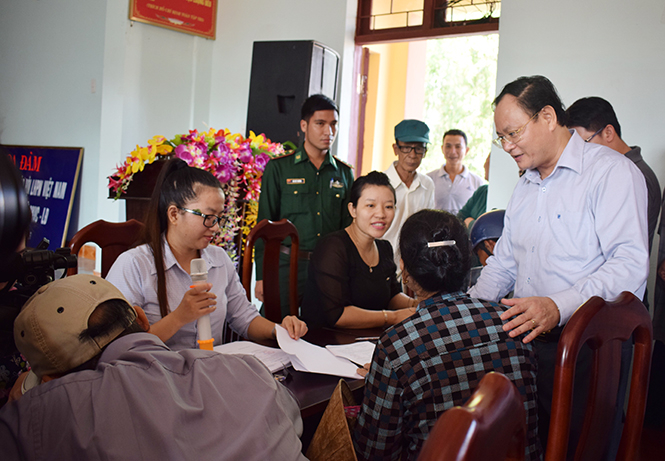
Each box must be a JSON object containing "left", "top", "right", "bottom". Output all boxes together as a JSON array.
[
  {"left": 489, "top": 0, "right": 665, "bottom": 208},
  {"left": 0, "top": 0, "right": 110, "bottom": 231},
  {"left": 0, "top": 0, "right": 356, "bottom": 230},
  {"left": 209, "top": 0, "right": 358, "bottom": 155},
  {"left": 488, "top": 0, "right": 665, "bottom": 305}
]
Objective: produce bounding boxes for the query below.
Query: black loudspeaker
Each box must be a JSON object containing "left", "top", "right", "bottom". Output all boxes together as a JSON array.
[{"left": 246, "top": 40, "right": 340, "bottom": 145}]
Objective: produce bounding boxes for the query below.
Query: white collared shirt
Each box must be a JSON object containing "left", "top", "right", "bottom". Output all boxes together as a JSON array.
[
  {"left": 107, "top": 238, "right": 259, "bottom": 350},
  {"left": 469, "top": 131, "right": 649, "bottom": 325},
  {"left": 383, "top": 162, "right": 436, "bottom": 268}
]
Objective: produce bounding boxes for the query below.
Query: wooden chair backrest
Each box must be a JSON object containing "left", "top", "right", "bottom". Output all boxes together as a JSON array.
[
  {"left": 418, "top": 372, "right": 526, "bottom": 461},
  {"left": 546, "top": 292, "right": 653, "bottom": 461},
  {"left": 242, "top": 218, "right": 299, "bottom": 322},
  {"left": 68, "top": 219, "right": 144, "bottom": 278}
]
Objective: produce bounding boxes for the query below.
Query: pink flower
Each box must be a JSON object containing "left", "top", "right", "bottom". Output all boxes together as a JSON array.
[
  {"left": 174, "top": 143, "right": 196, "bottom": 163},
  {"left": 237, "top": 144, "right": 253, "bottom": 163},
  {"left": 216, "top": 164, "right": 233, "bottom": 183},
  {"left": 108, "top": 175, "right": 123, "bottom": 192},
  {"left": 255, "top": 153, "right": 270, "bottom": 170},
  {"left": 211, "top": 142, "right": 232, "bottom": 160}
]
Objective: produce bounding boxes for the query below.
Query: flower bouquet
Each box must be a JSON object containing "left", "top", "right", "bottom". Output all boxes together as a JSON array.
[{"left": 109, "top": 128, "right": 285, "bottom": 263}]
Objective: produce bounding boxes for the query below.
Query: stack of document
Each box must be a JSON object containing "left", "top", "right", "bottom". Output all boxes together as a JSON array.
[
  {"left": 276, "top": 326, "right": 375, "bottom": 379},
  {"left": 214, "top": 326, "right": 376, "bottom": 379},
  {"left": 213, "top": 341, "right": 292, "bottom": 373}
]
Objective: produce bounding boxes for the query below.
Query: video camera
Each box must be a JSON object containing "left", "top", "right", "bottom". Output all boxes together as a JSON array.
[
  {"left": 1, "top": 238, "right": 77, "bottom": 309},
  {"left": 1, "top": 149, "right": 77, "bottom": 313}
]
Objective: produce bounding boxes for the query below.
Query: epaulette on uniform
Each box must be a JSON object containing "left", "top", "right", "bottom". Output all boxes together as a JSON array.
[
  {"left": 270, "top": 150, "right": 296, "bottom": 160},
  {"left": 333, "top": 155, "right": 354, "bottom": 170}
]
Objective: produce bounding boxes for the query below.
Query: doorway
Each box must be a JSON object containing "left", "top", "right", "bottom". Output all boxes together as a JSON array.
[{"left": 356, "top": 33, "right": 499, "bottom": 179}]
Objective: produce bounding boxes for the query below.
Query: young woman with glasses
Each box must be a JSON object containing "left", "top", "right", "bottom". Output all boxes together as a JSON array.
[{"left": 107, "top": 158, "right": 306, "bottom": 350}]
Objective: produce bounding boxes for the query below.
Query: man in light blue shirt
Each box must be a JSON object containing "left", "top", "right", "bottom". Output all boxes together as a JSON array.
[
  {"left": 427, "top": 129, "right": 484, "bottom": 215},
  {"left": 469, "top": 75, "right": 648, "bottom": 455}
]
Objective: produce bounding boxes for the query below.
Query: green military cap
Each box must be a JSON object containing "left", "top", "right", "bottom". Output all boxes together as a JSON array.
[{"left": 394, "top": 119, "right": 430, "bottom": 143}]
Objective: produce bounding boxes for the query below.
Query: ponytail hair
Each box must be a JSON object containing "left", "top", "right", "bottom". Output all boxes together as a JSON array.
[
  {"left": 399, "top": 209, "right": 471, "bottom": 294},
  {"left": 141, "top": 158, "right": 222, "bottom": 317}
]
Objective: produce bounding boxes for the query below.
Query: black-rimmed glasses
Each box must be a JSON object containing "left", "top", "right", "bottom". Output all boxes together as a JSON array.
[
  {"left": 584, "top": 126, "right": 604, "bottom": 143},
  {"left": 178, "top": 207, "right": 226, "bottom": 228},
  {"left": 397, "top": 144, "right": 428, "bottom": 156}
]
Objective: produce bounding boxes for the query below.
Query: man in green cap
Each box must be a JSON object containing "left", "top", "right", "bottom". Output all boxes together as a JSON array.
[
  {"left": 255, "top": 94, "right": 354, "bottom": 318},
  {"left": 383, "top": 119, "right": 436, "bottom": 273}
]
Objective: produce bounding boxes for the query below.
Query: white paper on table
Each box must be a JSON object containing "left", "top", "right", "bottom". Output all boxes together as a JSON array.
[
  {"left": 213, "top": 341, "right": 291, "bottom": 373},
  {"left": 275, "top": 325, "right": 363, "bottom": 379},
  {"left": 326, "top": 341, "right": 376, "bottom": 367}
]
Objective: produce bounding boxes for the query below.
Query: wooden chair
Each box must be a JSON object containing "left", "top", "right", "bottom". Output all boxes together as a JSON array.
[
  {"left": 67, "top": 219, "right": 144, "bottom": 278},
  {"left": 418, "top": 372, "right": 526, "bottom": 461},
  {"left": 546, "top": 292, "right": 653, "bottom": 461},
  {"left": 242, "top": 218, "right": 299, "bottom": 323}
]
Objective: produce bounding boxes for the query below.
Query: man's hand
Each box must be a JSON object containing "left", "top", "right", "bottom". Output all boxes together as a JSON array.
[
  {"left": 255, "top": 280, "right": 264, "bottom": 302},
  {"left": 500, "top": 296, "right": 560, "bottom": 343},
  {"left": 280, "top": 316, "right": 308, "bottom": 340}
]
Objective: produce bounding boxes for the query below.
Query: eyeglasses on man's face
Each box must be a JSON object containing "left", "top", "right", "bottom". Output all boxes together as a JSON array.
[
  {"left": 178, "top": 207, "right": 226, "bottom": 229},
  {"left": 397, "top": 143, "right": 428, "bottom": 156},
  {"left": 493, "top": 109, "right": 542, "bottom": 148}
]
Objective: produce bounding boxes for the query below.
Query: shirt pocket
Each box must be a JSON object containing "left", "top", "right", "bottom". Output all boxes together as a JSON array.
[
  {"left": 326, "top": 182, "right": 346, "bottom": 221},
  {"left": 281, "top": 182, "right": 312, "bottom": 215},
  {"left": 549, "top": 211, "right": 593, "bottom": 260}
]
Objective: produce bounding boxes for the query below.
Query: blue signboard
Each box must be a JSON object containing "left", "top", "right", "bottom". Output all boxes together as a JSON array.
[{"left": 4, "top": 145, "right": 83, "bottom": 249}]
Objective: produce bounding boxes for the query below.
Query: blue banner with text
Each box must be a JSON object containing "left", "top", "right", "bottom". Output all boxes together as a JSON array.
[{"left": 5, "top": 145, "right": 83, "bottom": 249}]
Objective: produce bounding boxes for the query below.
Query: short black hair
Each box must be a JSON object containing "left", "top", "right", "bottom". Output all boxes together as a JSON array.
[
  {"left": 566, "top": 96, "right": 622, "bottom": 138},
  {"left": 443, "top": 129, "right": 467, "bottom": 145},
  {"left": 79, "top": 298, "right": 144, "bottom": 343},
  {"left": 349, "top": 171, "right": 396, "bottom": 207},
  {"left": 71, "top": 299, "right": 144, "bottom": 373},
  {"left": 301, "top": 94, "right": 338, "bottom": 123},
  {"left": 399, "top": 209, "right": 471, "bottom": 293},
  {"left": 494, "top": 75, "right": 567, "bottom": 127}
]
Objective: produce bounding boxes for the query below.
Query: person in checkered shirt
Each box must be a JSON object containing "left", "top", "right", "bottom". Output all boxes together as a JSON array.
[{"left": 353, "top": 209, "right": 541, "bottom": 461}]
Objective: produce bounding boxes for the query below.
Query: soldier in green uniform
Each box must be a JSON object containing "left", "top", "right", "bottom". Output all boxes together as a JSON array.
[{"left": 255, "top": 94, "right": 354, "bottom": 318}]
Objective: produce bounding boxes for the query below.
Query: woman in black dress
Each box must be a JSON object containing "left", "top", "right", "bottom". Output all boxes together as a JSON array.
[{"left": 301, "top": 171, "right": 417, "bottom": 328}]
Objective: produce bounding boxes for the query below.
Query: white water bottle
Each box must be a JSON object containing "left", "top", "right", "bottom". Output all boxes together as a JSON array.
[{"left": 191, "top": 258, "right": 213, "bottom": 350}]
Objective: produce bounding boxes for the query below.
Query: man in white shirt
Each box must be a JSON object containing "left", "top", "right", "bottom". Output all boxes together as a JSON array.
[
  {"left": 383, "top": 119, "right": 435, "bottom": 270},
  {"left": 468, "top": 75, "right": 648, "bottom": 456},
  {"left": 427, "top": 129, "right": 484, "bottom": 214}
]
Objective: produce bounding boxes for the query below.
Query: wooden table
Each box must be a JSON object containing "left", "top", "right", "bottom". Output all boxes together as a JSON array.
[{"left": 282, "top": 327, "right": 383, "bottom": 418}]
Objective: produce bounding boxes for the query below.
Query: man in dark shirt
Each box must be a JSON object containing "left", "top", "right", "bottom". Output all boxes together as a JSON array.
[{"left": 567, "top": 96, "right": 661, "bottom": 253}]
